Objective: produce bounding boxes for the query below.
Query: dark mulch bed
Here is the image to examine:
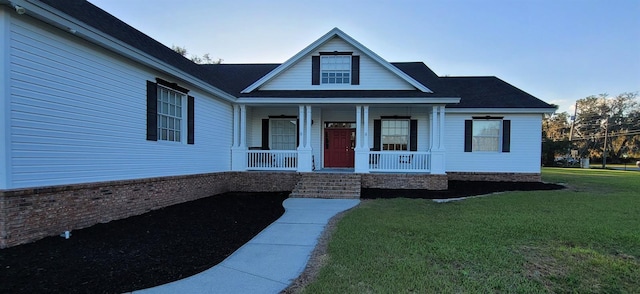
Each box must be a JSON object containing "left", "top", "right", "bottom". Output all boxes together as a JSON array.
[
  {"left": 1, "top": 181, "right": 564, "bottom": 294},
  {"left": 362, "top": 180, "right": 565, "bottom": 199},
  {"left": 0, "top": 192, "right": 289, "bottom": 294}
]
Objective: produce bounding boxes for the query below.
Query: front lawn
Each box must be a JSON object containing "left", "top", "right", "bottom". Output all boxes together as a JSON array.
[{"left": 302, "top": 168, "right": 640, "bottom": 293}]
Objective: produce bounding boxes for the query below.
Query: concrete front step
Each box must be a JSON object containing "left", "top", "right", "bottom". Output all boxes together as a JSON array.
[{"left": 289, "top": 174, "right": 361, "bottom": 199}]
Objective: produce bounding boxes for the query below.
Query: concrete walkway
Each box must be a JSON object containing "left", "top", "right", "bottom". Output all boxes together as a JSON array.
[{"left": 131, "top": 198, "right": 360, "bottom": 294}]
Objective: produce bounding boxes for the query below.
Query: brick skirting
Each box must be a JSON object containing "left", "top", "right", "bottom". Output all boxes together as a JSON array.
[
  {"left": 227, "top": 172, "right": 301, "bottom": 192},
  {"left": 0, "top": 171, "right": 305, "bottom": 248},
  {"left": 447, "top": 172, "right": 541, "bottom": 182},
  {"left": 0, "top": 173, "right": 230, "bottom": 248},
  {"left": 1, "top": 171, "right": 535, "bottom": 248},
  {"left": 361, "top": 173, "right": 448, "bottom": 190}
]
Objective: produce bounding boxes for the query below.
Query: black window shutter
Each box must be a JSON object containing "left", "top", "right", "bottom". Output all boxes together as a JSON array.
[
  {"left": 351, "top": 55, "right": 360, "bottom": 85},
  {"left": 373, "top": 119, "right": 381, "bottom": 151},
  {"left": 464, "top": 120, "right": 473, "bottom": 152},
  {"left": 311, "top": 56, "right": 320, "bottom": 85},
  {"left": 502, "top": 120, "right": 511, "bottom": 152},
  {"left": 261, "top": 119, "right": 270, "bottom": 150},
  {"left": 410, "top": 119, "right": 418, "bottom": 151},
  {"left": 187, "top": 96, "right": 194, "bottom": 144},
  {"left": 146, "top": 81, "right": 157, "bottom": 141}
]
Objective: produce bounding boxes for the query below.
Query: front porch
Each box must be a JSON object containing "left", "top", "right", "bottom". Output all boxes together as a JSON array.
[{"left": 230, "top": 104, "right": 447, "bottom": 174}]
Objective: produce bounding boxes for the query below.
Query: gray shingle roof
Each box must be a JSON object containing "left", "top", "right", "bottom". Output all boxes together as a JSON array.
[
  {"left": 38, "top": 0, "right": 554, "bottom": 110},
  {"left": 438, "top": 77, "right": 554, "bottom": 108},
  {"left": 202, "top": 62, "right": 554, "bottom": 109}
]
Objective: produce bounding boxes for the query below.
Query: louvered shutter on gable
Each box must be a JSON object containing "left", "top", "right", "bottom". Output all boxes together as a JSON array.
[
  {"left": 311, "top": 56, "right": 320, "bottom": 85},
  {"left": 351, "top": 55, "right": 360, "bottom": 85}
]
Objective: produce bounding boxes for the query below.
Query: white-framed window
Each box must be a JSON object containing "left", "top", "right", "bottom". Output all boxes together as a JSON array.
[
  {"left": 472, "top": 120, "right": 501, "bottom": 151},
  {"left": 381, "top": 120, "right": 409, "bottom": 151},
  {"left": 321, "top": 55, "right": 351, "bottom": 84},
  {"left": 271, "top": 119, "right": 297, "bottom": 150},
  {"left": 157, "top": 85, "right": 186, "bottom": 142}
]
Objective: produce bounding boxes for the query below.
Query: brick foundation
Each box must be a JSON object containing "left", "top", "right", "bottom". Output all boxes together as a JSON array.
[
  {"left": 447, "top": 172, "right": 541, "bottom": 182},
  {"left": 0, "top": 173, "right": 230, "bottom": 248},
  {"left": 228, "top": 172, "right": 301, "bottom": 192},
  {"left": 1, "top": 171, "right": 534, "bottom": 248},
  {"left": 0, "top": 171, "right": 306, "bottom": 248},
  {"left": 361, "top": 173, "right": 448, "bottom": 190}
]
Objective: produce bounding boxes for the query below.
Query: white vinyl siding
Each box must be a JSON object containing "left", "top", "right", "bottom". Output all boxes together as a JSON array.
[
  {"left": 1, "top": 9, "right": 10, "bottom": 189},
  {"left": 261, "top": 37, "right": 414, "bottom": 90},
  {"left": 445, "top": 113, "right": 542, "bottom": 173},
  {"left": 7, "top": 15, "right": 232, "bottom": 189}
]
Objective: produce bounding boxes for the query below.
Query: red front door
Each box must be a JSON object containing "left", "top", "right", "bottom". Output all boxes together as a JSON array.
[{"left": 324, "top": 129, "right": 355, "bottom": 168}]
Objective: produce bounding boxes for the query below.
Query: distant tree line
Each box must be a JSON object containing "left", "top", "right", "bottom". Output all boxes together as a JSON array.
[
  {"left": 172, "top": 45, "right": 222, "bottom": 64},
  {"left": 542, "top": 92, "right": 640, "bottom": 166}
]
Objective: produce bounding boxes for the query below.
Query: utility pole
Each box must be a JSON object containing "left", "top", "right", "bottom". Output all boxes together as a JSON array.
[
  {"left": 569, "top": 102, "right": 578, "bottom": 141},
  {"left": 602, "top": 117, "right": 608, "bottom": 169}
]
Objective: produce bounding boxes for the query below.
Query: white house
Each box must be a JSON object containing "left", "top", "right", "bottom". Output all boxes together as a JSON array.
[{"left": 0, "top": 0, "right": 555, "bottom": 248}]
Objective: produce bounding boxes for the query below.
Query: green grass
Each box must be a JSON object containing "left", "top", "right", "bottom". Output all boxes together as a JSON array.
[
  {"left": 590, "top": 163, "right": 640, "bottom": 170},
  {"left": 302, "top": 168, "right": 640, "bottom": 293}
]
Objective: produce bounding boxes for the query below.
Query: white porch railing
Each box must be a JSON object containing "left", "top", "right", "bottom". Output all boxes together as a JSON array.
[
  {"left": 247, "top": 150, "right": 298, "bottom": 171},
  {"left": 368, "top": 151, "right": 431, "bottom": 172}
]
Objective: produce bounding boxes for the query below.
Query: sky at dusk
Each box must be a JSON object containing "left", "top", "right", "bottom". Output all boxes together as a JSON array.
[{"left": 88, "top": 0, "right": 640, "bottom": 114}]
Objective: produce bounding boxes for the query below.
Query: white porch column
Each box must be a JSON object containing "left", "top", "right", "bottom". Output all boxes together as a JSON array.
[
  {"left": 232, "top": 105, "right": 240, "bottom": 147},
  {"left": 231, "top": 104, "right": 247, "bottom": 171},
  {"left": 240, "top": 105, "right": 247, "bottom": 148},
  {"left": 430, "top": 106, "right": 438, "bottom": 150},
  {"left": 439, "top": 105, "right": 446, "bottom": 150},
  {"left": 355, "top": 105, "right": 362, "bottom": 150},
  {"left": 306, "top": 105, "right": 312, "bottom": 149},
  {"left": 297, "top": 105, "right": 313, "bottom": 172},
  {"left": 430, "top": 105, "right": 446, "bottom": 174},
  {"left": 298, "top": 105, "right": 305, "bottom": 149},
  {"left": 363, "top": 106, "right": 369, "bottom": 149},
  {"left": 354, "top": 105, "right": 369, "bottom": 173}
]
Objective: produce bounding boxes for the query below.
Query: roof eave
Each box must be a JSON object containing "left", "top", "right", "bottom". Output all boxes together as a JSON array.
[
  {"left": 236, "top": 97, "right": 460, "bottom": 105},
  {"left": 446, "top": 107, "right": 557, "bottom": 114}
]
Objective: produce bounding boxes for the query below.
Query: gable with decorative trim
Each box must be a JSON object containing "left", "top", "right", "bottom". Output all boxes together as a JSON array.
[
  {"left": 243, "top": 28, "right": 432, "bottom": 93},
  {"left": 261, "top": 36, "right": 414, "bottom": 91}
]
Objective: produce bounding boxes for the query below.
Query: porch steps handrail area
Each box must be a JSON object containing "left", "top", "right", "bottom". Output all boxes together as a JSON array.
[
  {"left": 369, "top": 151, "right": 430, "bottom": 172},
  {"left": 247, "top": 150, "right": 298, "bottom": 171},
  {"left": 290, "top": 173, "right": 361, "bottom": 199}
]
